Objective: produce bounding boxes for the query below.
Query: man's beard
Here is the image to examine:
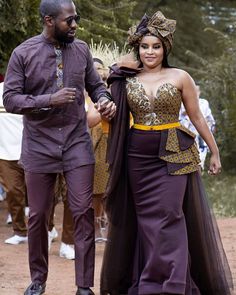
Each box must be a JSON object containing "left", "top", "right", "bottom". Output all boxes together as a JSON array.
[{"left": 54, "top": 26, "right": 75, "bottom": 44}]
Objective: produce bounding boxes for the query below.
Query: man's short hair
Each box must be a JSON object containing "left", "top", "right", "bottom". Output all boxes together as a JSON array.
[{"left": 39, "top": 0, "right": 73, "bottom": 20}]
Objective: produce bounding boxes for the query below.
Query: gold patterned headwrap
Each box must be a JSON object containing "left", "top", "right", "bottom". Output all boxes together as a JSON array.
[{"left": 128, "top": 11, "right": 176, "bottom": 55}]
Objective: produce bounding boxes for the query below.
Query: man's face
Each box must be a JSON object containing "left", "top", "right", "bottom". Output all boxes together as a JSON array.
[{"left": 53, "top": 2, "right": 79, "bottom": 43}]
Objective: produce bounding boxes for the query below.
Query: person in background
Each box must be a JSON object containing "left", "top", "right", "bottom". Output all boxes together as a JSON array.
[
  {"left": 0, "top": 82, "right": 28, "bottom": 245},
  {"left": 88, "top": 58, "right": 109, "bottom": 242},
  {"left": 100, "top": 11, "right": 232, "bottom": 295},
  {"left": 0, "top": 73, "right": 4, "bottom": 83},
  {"left": 0, "top": 86, "right": 11, "bottom": 223},
  {"left": 0, "top": 184, "right": 6, "bottom": 202},
  {"left": 179, "top": 84, "right": 216, "bottom": 170},
  {"left": 48, "top": 173, "right": 75, "bottom": 260},
  {"left": 3, "top": 1, "right": 115, "bottom": 295}
]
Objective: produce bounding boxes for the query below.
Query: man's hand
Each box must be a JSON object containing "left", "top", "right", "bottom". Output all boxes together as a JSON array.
[
  {"left": 50, "top": 88, "right": 77, "bottom": 106},
  {"left": 95, "top": 97, "right": 116, "bottom": 121}
]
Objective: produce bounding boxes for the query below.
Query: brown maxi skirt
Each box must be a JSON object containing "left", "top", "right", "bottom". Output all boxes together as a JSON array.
[{"left": 100, "top": 128, "right": 233, "bottom": 295}]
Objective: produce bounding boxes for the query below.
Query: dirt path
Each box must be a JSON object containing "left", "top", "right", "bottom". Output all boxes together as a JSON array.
[{"left": 0, "top": 201, "right": 235, "bottom": 295}]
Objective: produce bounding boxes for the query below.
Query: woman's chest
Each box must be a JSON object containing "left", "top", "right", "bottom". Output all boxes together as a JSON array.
[{"left": 126, "top": 77, "right": 182, "bottom": 115}]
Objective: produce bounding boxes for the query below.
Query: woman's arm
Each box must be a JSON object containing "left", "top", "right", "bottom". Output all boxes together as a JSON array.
[
  {"left": 87, "top": 100, "right": 102, "bottom": 128},
  {"left": 181, "top": 71, "right": 221, "bottom": 175}
]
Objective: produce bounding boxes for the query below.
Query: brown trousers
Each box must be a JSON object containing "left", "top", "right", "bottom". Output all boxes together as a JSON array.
[
  {"left": 48, "top": 196, "right": 74, "bottom": 244},
  {"left": 48, "top": 173, "right": 74, "bottom": 244},
  {"left": 0, "top": 159, "right": 27, "bottom": 236},
  {"left": 25, "top": 165, "right": 95, "bottom": 287},
  {"left": 48, "top": 176, "right": 105, "bottom": 244}
]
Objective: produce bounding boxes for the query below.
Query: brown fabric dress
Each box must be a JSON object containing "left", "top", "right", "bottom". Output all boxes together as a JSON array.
[{"left": 100, "top": 66, "right": 233, "bottom": 295}]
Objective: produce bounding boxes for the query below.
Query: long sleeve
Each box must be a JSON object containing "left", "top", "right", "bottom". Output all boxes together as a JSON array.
[
  {"left": 3, "top": 51, "right": 51, "bottom": 114},
  {"left": 84, "top": 45, "right": 109, "bottom": 103}
]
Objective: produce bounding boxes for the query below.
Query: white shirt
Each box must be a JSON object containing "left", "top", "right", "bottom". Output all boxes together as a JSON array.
[
  {"left": 179, "top": 98, "right": 215, "bottom": 134},
  {"left": 0, "top": 82, "right": 23, "bottom": 160}
]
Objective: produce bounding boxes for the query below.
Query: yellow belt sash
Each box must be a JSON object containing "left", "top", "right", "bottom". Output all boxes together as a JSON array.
[
  {"left": 133, "top": 122, "right": 180, "bottom": 131},
  {"left": 101, "top": 120, "right": 109, "bottom": 134}
]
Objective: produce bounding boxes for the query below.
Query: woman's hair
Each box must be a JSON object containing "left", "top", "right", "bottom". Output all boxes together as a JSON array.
[{"left": 93, "top": 58, "right": 104, "bottom": 66}]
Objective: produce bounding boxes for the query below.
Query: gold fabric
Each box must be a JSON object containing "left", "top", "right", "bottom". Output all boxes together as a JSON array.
[
  {"left": 126, "top": 77, "right": 181, "bottom": 125},
  {"left": 85, "top": 96, "right": 109, "bottom": 194},
  {"left": 128, "top": 11, "right": 176, "bottom": 55},
  {"left": 126, "top": 77, "right": 200, "bottom": 175},
  {"left": 91, "top": 124, "right": 109, "bottom": 194}
]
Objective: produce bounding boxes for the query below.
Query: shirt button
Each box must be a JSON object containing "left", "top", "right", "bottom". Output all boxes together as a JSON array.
[
  {"left": 58, "top": 145, "right": 62, "bottom": 149},
  {"left": 59, "top": 128, "right": 62, "bottom": 131}
]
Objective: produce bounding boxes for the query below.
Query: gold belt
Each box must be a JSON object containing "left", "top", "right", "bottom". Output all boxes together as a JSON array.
[{"left": 133, "top": 122, "right": 181, "bottom": 131}]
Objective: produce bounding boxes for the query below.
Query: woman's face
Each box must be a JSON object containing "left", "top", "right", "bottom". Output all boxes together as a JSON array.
[{"left": 139, "top": 35, "right": 164, "bottom": 69}]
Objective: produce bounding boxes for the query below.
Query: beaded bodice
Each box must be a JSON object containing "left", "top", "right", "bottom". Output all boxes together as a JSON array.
[
  {"left": 125, "top": 76, "right": 200, "bottom": 175},
  {"left": 126, "top": 76, "right": 182, "bottom": 125}
]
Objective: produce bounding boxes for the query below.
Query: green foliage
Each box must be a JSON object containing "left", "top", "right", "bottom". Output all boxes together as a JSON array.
[
  {"left": 75, "top": 0, "right": 136, "bottom": 46},
  {"left": 0, "top": 0, "right": 41, "bottom": 72},
  {"left": 0, "top": 0, "right": 135, "bottom": 73},
  {"left": 131, "top": 0, "right": 226, "bottom": 67},
  {"left": 185, "top": 29, "right": 236, "bottom": 172}
]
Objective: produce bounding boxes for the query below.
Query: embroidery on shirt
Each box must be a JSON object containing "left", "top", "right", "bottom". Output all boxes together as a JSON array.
[{"left": 54, "top": 46, "right": 63, "bottom": 88}]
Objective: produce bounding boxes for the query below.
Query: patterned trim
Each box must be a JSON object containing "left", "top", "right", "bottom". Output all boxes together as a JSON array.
[{"left": 54, "top": 46, "right": 63, "bottom": 88}]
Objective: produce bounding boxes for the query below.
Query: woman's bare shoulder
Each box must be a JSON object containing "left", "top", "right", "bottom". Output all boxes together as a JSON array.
[
  {"left": 166, "top": 67, "right": 191, "bottom": 78},
  {"left": 163, "top": 68, "right": 193, "bottom": 89}
]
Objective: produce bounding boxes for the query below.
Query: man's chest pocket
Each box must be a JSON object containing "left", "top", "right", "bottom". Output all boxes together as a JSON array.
[
  {"left": 66, "top": 73, "right": 85, "bottom": 105},
  {"left": 25, "top": 70, "right": 56, "bottom": 95}
]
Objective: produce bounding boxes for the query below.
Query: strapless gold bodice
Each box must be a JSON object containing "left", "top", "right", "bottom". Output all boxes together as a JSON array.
[
  {"left": 126, "top": 76, "right": 200, "bottom": 175},
  {"left": 126, "top": 77, "right": 181, "bottom": 125}
]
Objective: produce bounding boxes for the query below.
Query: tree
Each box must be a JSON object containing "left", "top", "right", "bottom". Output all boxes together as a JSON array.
[
  {"left": 75, "top": 0, "right": 136, "bottom": 46},
  {"left": 0, "top": 0, "right": 41, "bottom": 72},
  {"left": 195, "top": 31, "right": 236, "bottom": 172},
  {"left": 0, "top": 0, "right": 136, "bottom": 73}
]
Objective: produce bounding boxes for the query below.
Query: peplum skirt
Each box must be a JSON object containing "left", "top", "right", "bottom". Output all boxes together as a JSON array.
[{"left": 100, "top": 128, "right": 233, "bottom": 295}]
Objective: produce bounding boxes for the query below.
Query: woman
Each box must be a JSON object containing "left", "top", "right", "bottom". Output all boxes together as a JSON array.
[{"left": 100, "top": 11, "right": 233, "bottom": 295}]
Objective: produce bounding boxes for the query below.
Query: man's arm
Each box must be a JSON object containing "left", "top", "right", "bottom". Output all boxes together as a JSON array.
[
  {"left": 84, "top": 46, "right": 108, "bottom": 103},
  {"left": 3, "top": 51, "right": 51, "bottom": 114},
  {"left": 84, "top": 46, "right": 116, "bottom": 120}
]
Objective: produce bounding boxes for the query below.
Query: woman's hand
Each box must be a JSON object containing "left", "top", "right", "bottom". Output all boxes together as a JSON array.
[
  {"left": 95, "top": 97, "right": 116, "bottom": 121},
  {"left": 208, "top": 153, "right": 222, "bottom": 175}
]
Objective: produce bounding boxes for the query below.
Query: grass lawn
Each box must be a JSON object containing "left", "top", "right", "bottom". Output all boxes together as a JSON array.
[{"left": 202, "top": 172, "right": 236, "bottom": 217}]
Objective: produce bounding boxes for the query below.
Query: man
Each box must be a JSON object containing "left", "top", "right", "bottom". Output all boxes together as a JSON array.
[
  {"left": 0, "top": 82, "right": 28, "bottom": 244},
  {"left": 3, "top": 1, "right": 116, "bottom": 294}
]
